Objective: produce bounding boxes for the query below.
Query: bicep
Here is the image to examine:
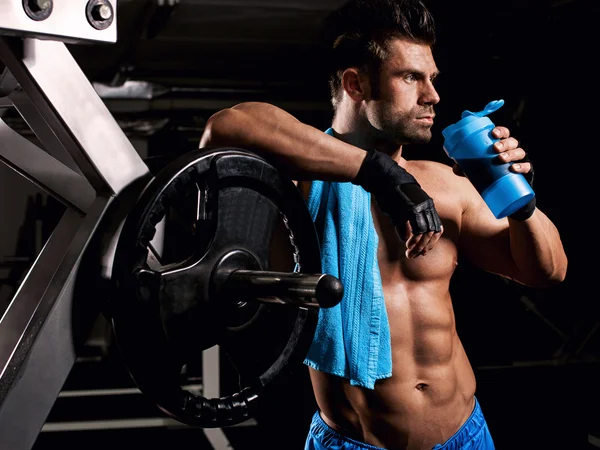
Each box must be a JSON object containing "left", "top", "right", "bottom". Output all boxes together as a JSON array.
[{"left": 458, "top": 185, "right": 520, "bottom": 280}]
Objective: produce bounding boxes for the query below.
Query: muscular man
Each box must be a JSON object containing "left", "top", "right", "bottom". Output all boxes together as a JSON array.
[{"left": 199, "top": 0, "right": 568, "bottom": 448}]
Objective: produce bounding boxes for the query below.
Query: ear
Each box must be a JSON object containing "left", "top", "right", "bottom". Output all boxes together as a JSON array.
[{"left": 341, "top": 68, "right": 369, "bottom": 102}]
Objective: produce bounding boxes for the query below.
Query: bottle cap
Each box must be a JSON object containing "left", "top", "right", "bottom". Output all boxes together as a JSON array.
[{"left": 442, "top": 100, "right": 504, "bottom": 157}]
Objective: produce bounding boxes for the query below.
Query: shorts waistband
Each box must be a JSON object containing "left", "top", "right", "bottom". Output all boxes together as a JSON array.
[
  {"left": 308, "top": 397, "right": 492, "bottom": 450},
  {"left": 309, "top": 411, "right": 385, "bottom": 450},
  {"left": 433, "top": 397, "right": 490, "bottom": 450}
]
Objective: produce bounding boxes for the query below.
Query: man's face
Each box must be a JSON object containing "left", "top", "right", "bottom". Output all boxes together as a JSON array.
[{"left": 364, "top": 39, "right": 440, "bottom": 146}]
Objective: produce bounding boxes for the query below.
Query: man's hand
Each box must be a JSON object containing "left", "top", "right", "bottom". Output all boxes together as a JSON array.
[
  {"left": 452, "top": 127, "right": 533, "bottom": 181},
  {"left": 452, "top": 126, "right": 536, "bottom": 221},
  {"left": 491, "top": 127, "right": 533, "bottom": 180},
  {"left": 396, "top": 220, "right": 442, "bottom": 259},
  {"left": 353, "top": 149, "right": 444, "bottom": 259}
]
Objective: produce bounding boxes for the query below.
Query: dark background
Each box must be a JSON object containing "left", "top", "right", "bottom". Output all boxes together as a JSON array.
[{"left": 0, "top": 0, "right": 597, "bottom": 449}]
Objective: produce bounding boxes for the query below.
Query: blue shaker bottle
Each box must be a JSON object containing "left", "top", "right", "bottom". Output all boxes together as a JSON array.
[{"left": 441, "top": 99, "right": 535, "bottom": 219}]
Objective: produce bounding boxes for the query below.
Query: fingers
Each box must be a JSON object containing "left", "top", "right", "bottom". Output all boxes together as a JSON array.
[
  {"left": 493, "top": 136, "right": 521, "bottom": 156},
  {"left": 509, "top": 160, "right": 532, "bottom": 175},
  {"left": 404, "top": 225, "right": 444, "bottom": 259},
  {"left": 491, "top": 131, "right": 532, "bottom": 176},
  {"left": 491, "top": 126, "right": 510, "bottom": 140}
]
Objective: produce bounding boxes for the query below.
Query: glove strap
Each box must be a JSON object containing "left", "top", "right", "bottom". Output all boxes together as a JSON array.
[
  {"left": 508, "top": 156, "right": 536, "bottom": 221},
  {"left": 509, "top": 197, "right": 536, "bottom": 221},
  {"left": 353, "top": 149, "right": 418, "bottom": 193}
]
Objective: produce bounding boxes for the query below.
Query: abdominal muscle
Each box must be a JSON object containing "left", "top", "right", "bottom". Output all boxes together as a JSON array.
[
  {"left": 310, "top": 283, "right": 476, "bottom": 450},
  {"left": 309, "top": 205, "right": 477, "bottom": 449}
]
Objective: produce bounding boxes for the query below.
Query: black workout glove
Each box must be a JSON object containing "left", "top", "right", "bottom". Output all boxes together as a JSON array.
[
  {"left": 508, "top": 155, "right": 536, "bottom": 221},
  {"left": 353, "top": 149, "right": 442, "bottom": 235}
]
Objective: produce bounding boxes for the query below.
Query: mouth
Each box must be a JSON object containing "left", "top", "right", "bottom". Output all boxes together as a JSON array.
[{"left": 416, "top": 116, "right": 434, "bottom": 123}]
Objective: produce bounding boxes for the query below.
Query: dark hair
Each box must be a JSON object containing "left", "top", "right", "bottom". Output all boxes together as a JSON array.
[{"left": 325, "top": 0, "right": 436, "bottom": 109}]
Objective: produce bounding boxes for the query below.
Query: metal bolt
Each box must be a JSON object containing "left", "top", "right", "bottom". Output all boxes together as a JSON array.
[
  {"left": 92, "top": 4, "right": 112, "bottom": 21},
  {"left": 29, "top": 0, "right": 51, "bottom": 12}
]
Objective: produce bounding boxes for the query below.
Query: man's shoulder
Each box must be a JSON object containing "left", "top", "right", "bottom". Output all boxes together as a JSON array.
[
  {"left": 406, "top": 159, "right": 455, "bottom": 178},
  {"left": 406, "top": 159, "right": 473, "bottom": 196}
]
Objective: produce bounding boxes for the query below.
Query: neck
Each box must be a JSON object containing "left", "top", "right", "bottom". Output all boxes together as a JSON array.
[{"left": 331, "top": 110, "right": 404, "bottom": 163}]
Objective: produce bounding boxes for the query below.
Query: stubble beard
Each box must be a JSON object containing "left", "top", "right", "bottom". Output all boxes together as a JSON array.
[{"left": 383, "top": 115, "right": 433, "bottom": 146}]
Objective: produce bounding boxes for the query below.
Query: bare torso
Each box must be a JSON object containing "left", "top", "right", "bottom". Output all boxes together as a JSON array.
[
  {"left": 302, "top": 160, "right": 477, "bottom": 450},
  {"left": 199, "top": 99, "right": 565, "bottom": 448}
]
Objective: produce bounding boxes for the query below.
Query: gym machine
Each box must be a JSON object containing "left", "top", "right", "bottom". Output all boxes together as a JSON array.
[{"left": 0, "top": 1, "right": 343, "bottom": 449}]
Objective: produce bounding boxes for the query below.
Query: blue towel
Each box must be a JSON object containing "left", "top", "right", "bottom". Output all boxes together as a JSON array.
[{"left": 303, "top": 128, "right": 392, "bottom": 389}]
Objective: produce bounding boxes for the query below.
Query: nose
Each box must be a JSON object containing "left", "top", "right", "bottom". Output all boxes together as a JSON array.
[{"left": 421, "top": 80, "right": 440, "bottom": 106}]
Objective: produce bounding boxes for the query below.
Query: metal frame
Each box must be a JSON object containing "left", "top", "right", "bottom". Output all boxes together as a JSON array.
[
  {"left": 0, "top": 1, "right": 234, "bottom": 448},
  {"left": 0, "top": 35, "right": 147, "bottom": 450},
  {"left": 0, "top": 0, "right": 117, "bottom": 44}
]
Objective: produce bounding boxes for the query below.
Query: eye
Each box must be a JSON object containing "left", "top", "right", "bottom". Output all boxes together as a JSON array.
[{"left": 404, "top": 73, "right": 417, "bottom": 83}]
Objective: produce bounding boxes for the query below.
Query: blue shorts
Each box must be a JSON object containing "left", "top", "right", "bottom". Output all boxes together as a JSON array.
[{"left": 304, "top": 398, "right": 495, "bottom": 450}]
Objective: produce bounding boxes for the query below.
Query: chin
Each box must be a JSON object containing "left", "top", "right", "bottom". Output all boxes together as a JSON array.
[{"left": 406, "top": 133, "right": 432, "bottom": 146}]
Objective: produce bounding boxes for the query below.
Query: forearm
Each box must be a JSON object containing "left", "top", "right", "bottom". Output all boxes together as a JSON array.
[
  {"left": 200, "top": 102, "right": 366, "bottom": 181},
  {"left": 508, "top": 209, "right": 568, "bottom": 286}
]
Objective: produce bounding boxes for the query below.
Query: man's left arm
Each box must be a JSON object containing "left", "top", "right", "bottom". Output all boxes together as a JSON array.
[
  {"left": 505, "top": 207, "right": 568, "bottom": 286},
  {"left": 457, "top": 126, "right": 568, "bottom": 287}
]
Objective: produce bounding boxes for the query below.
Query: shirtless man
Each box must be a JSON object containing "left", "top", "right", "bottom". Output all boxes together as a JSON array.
[{"left": 198, "top": 0, "right": 568, "bottom": 448}]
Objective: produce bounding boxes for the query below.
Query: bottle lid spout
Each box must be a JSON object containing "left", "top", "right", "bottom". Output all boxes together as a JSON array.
[{"left": 461, "top": 99, "right": 504, "bottom": 119}]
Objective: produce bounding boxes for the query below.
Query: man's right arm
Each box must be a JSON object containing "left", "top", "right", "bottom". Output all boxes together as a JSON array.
[
  {"left": 199, "top": 102, "right": 365, "bottom": 182},
  {"left": 200, "top": 102, "right": 443, "bottom": 257}
]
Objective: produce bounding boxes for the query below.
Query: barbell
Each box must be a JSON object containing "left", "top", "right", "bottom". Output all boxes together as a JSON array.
[{"left": 108, "top": 146, "right": 343, "bottom": 427}]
